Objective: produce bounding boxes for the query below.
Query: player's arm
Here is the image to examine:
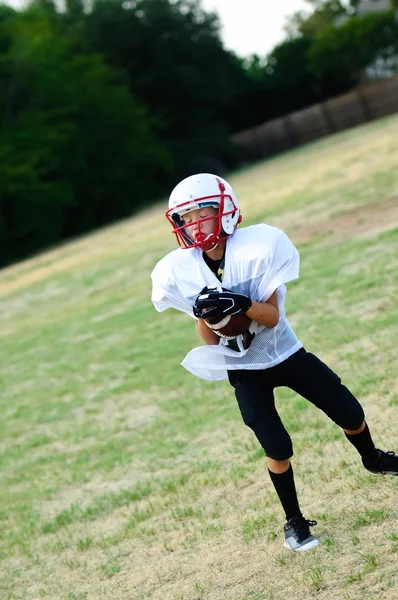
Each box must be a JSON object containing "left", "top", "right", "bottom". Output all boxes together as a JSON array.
[
  {"left": 245, "top": 290, "right": 279, "bottom": 328},
  {"left": 196, "top": 318, "right": 220, "bottom": 345}
]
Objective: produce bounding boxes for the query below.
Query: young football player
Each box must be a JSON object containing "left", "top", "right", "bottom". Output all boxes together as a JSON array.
[{"left": 151, "top": 173, "right": 398, "bottom": 552}]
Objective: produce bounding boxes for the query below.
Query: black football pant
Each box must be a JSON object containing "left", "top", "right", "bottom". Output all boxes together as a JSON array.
[{"left": 227, "top": 348, "right": 365, "bottom": 460}]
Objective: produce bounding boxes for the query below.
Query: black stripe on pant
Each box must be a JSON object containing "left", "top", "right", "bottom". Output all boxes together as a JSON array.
[{"left": 227, "top": 348, "right": 365, "bottom": 460}]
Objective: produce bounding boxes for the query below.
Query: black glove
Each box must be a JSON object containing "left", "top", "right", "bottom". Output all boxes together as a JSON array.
[
  {"left": 193, "top": 286, "right": 218, "bottom": 320},
  {"left": 193, "top": 287, "right": 252, "bottom": 320}
]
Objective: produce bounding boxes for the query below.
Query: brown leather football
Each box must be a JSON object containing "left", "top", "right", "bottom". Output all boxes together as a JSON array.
[{"left": 205, "top": 313, "right": 252, "bottom": 338}]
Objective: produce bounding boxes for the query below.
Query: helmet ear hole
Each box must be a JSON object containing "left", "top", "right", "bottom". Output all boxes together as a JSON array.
[{"left": 221, "top": 196, "right": 239, "bottom": 235}]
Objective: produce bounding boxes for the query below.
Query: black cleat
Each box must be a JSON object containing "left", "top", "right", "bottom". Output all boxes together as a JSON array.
[
  {"left": 363, "top": 449, "right": 398, "bottom": 476},
  {"left": 283, "top": 516, "right": 319, "bottom": 552}
]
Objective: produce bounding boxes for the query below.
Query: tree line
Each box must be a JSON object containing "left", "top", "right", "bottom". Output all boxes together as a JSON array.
[{"left": 1, "top": 0, "right": 397, "bottom": 267}]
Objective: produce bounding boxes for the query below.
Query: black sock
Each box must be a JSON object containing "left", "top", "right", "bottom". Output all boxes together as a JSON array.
[
  {"left": 344, "top": 423, "right": 379, "bottom": 463},
  {"left": 268, "top": 463, "right": 302, "bottom": 522}
]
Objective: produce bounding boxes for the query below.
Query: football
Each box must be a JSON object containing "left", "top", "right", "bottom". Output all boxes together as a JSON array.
[{"left": 205, "top": 313, "right": 252, "bottom": 339}]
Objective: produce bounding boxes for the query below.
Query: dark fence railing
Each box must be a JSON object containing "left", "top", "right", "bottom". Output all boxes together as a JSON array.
[{"left": 231, "top": 76, "right": 398, "bottom": 161}]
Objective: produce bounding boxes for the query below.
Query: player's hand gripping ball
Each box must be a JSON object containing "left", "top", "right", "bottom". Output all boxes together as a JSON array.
[{"left": 193, "top": 286, "right": 252, "bottom": 338}]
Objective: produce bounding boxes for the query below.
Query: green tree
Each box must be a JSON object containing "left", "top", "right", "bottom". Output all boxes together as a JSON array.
[
  {"left": 0, "top": 7, "right": 170, "bottom": 266},
  {"left": 225, "top": 37, "right": 321, "bottom": 129},
  {"left": 85, "top": 0, "right": 249, "bottom": 176},
  {"left": 264, "top": 37, "right": 320, "bottom": 116},
  {"left": 285, "top": 0, "right": 347, "bottom": 38},
  {"left": 308, "top": 10, "right": 398, "bottom": 95}
]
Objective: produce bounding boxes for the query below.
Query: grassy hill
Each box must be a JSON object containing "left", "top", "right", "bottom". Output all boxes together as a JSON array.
[{"left": 1, "top": 115, "right": 397, "bottom": 600}]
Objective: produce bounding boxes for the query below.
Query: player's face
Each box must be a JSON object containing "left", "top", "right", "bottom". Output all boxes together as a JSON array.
[{"left": 183, "top": 207, "right": 218, "bottom": 242}]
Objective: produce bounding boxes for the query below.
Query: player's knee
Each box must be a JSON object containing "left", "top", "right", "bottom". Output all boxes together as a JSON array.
[
  {"left": 256, "top": 430, "right": 293, "bottom": 461},
  {"left": 337, "top": 402, "right": 365, "bottom": 431},
  {"left": 267, "top": 457, "right": 291, "bottom": 473},
  {"left": 341, "top": 415, "right": 365, "bottom": 432}
]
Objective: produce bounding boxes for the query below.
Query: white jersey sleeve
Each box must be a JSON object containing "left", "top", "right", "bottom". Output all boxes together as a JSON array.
[
  {"left": 254, "top": 225, "right": 300, "bottom": 302},
  {"left": 151, "top": 251, "right": 195, "bottom": 318}
]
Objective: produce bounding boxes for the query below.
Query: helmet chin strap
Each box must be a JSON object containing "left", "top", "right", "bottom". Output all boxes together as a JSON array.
[
  {"left": 198, "top": 232, "right": 219, "bottom": 252},
  {"left": 204, "top": 241, "right": 219, "bottom": 252}
]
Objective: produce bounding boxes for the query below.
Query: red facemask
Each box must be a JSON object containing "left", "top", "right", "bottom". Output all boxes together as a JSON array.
[{"left": 166, "top": 189, "right": 241, "bottom": 251}]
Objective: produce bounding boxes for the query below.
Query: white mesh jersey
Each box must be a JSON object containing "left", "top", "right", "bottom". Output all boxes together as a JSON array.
[{"left": 151, "top": 224, "right": 303, "bottom": 381}]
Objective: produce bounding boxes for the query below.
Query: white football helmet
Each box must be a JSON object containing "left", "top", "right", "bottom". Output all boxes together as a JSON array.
[{"left": 166, "top": 173, "right": 241, "bottom": 251}]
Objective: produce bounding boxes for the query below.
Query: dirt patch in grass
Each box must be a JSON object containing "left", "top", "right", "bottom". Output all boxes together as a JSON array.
[{"left": 288, "top": 194, "right": 398, "bottom": 246}]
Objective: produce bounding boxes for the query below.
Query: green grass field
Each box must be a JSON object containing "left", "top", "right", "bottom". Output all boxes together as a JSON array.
[{"left": 1, "top": 115, "right": 398, "bottom": 600}]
